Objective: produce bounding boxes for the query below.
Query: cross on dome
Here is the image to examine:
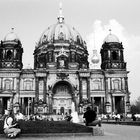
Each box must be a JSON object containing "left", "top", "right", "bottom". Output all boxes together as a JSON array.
[
  {"left": 109, "top": 29, "right": 112, "bottom": 35},
  {"left": 57, "top": 2, "right": 64, "bottom": 23}
]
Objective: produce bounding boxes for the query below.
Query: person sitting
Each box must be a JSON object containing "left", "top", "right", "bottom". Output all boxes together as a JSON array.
[
  {"left": 65, "top": 114, "right": 72, "bottom": 122},
  {"left": 83, "top": 106, "right": 101, "bottom": 127},
  {"left": 3, "top": 109, "right": 21, "bottom": 138},
  {"left": 15, "top": 110, "right": 25, "bottom": 121},
  {"left": 132, "top": 113, "right": 137, "bottom": 121}
]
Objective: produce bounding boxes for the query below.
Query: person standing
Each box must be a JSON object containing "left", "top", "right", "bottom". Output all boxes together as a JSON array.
[
  {"left": 3, "top": 109, "right": 21, "bottom": 138},
  {"left": 83, "top": 106, "right": 101, "bottom": 127}
]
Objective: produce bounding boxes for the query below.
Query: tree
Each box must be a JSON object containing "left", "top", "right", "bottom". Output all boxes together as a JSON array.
[{"left": 131, "top": 96, "right": 140, "bottom": 114}]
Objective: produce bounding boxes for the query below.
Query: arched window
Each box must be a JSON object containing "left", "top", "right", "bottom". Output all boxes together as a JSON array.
[
  {"left": 58, "top": 32, "right": 65, "bottom": 40},
  {"left": 24, "top": 79, "right": 33, "bottom": 91},
  {"left": 113, "top": 79, "right": 120, "bottom": 90},
  {"left": 93, "top": 79, "right": 101, "bottom": 90},
  {"left": 0, "top": 49, "right": 3, "bottom": 59},
  {"left": 4, "top": 79, "right": 12, "bottom": 90},
  {"left": 39, "top": 80, "right": 44, "bottom": 91},
  {"left": 82, "top": 80, "right": 87, "bottom": 91},
  {"left": 112, "top": 51, "right": 118, "bottom": 60},
  {"left": 6, "top": 50, "right": 13, "bottom": 60}
]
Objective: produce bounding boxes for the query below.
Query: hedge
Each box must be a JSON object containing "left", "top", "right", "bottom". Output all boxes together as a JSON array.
[{"left": 0, "top": 120, "right": 92, "bottom": 134}]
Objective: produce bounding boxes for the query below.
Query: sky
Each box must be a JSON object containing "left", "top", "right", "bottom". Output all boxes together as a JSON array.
[{"left": 0, "top": 0, "right": 140, "bottom": 103}]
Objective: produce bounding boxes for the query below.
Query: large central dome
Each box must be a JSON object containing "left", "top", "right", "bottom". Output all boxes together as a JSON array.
[
  {"left": 37, "top": 17, "right": 85, "bottom": 48},
  {"left": 34, "top": 7, "right": 89, "bottom": 70}
]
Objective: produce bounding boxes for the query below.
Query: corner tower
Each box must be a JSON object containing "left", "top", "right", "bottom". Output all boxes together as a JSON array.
[
  {"left": 0, "top": 28, "right": 23, "bottom": 69},
  {"left": 100, "top": 31, "right": 130, "bottom": 114},
  {"left": 100, "top": 31, "right": 126, "bottom": 70}
]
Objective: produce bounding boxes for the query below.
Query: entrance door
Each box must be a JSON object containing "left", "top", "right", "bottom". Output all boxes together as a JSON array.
[
  {"left": 115, "top": 96, "right": 124, "bottom": 114},
  {"left": 2, "top": 97, "right": 10, "bottom": 114},
  {"left": 52, "top": 81, "right": 73, "bottom": 115},
  {"left": 60, "top": 107, "right": 64, "bottom": 115}
]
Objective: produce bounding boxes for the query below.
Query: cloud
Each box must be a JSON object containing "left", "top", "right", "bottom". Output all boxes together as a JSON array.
[{"left": 86, "top": 19, "right": 140, "bottom": 102}]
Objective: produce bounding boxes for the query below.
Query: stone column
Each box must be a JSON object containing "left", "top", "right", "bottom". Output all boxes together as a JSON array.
[
  {"left": 31, "top": 97, "right": 34, "bottom": 114},
  {"left": 110, "top": 78, "right": 112, "bottom": 90},
  {"left": 108, "top": 50, "right": 110, "bottom": 59},
  {"left": 35, "top": 77, "right": 39, "bottom": 103},
  {"left": 0, "top": 98, "right": 3, "bottom": 114},
  {"left": 13, "top": 78, "right": 20, "bottom": 113},
  {"left": 48, "top": 93, "right": 52, "bottom": 113},
  {"left": 75, "top": 96, "right": 78, "bottom": 112},
  {"left": 124, "top": 77, "right": 130, "bottom": 102},
  {"left": 79, "top": 77, "right": 83, "bottom": 103},
  {"left": 73, "top": 92, "right": 79, "bottom": 112},
  {"left": 43, "top": 78, "right": 47, "bottom": 103},
  {"left": 1, "top": 78, "right": 3, "bottom": 89},
  {"left": 121, "top": 78, "right": 123, "bottom": 90},
  {"left": 16, "top": 77, "right": 20, "bottom": 103},
  {"left": 21, "top": 98, "right": 25, "bottom": 114},
  {"left": 105, "top": 77, "right": 111, "bottom": 113},
  {"left": 20, "top": 98, "right": 22, "bottom": 112},
  {"left": 87, "top": 78, "right": 91, "bottom": 102},
  {"left": 101, "top": 97, "right": 103, "bottom": 114},
  {"left": 118, "top": 50, "right": 121, "bottom": 60},
  {"left": 91, "top": 97, "right": 95, "bottom": 108},
  {"left": 112, "top": 96, "right": 115, "bottom": 113},
  {"left": 122, "top": 96, "right": 125, "bottom": 113},
  {"left": 105, "top": 77, "right": 109, "bottom": 103}
]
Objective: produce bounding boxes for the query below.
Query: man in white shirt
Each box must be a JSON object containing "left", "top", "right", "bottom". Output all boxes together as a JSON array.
[{"left": 15, "top": 110, "right": 25, "bottom": 121}]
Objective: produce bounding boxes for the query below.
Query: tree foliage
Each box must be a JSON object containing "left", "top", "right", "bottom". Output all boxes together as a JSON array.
[{"left": 131, "top": 96, "right": 140, "bottom": 114}]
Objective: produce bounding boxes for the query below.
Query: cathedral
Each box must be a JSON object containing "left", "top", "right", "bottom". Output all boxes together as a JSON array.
[{"left": 0, "top": 6, "right": 130, "bottom": 116}]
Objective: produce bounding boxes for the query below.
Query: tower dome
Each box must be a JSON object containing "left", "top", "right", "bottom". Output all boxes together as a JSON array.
[
  {"left": 0, "top": 28, "right": 23, "bottom": 69},
  {"left": 103, "top": 33, "right": 120, "bottom": 43},
  {"left": 3, "top": 28, "right": 20, "bottom": 43},
  {"left": 101, "top": 31, "right": 126, "bottom": 70},
  {"left": 103, "top": 30, "right": 119, "bottom": 43}
]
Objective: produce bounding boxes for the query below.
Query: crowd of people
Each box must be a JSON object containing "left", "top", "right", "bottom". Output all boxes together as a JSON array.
[
  {"left": 2, "top": 105, "right": 102, "bottom": 138},
  {"left": 7, "top": 105, "right": 140, "bottom": 138},
  {"left": 3, "top": 104, "right": 140, "bottom": 139}
]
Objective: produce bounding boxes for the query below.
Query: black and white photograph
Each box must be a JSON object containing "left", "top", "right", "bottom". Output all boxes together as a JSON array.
[{"left": 0, "top": 0, "right": 139, "bottom": 139}]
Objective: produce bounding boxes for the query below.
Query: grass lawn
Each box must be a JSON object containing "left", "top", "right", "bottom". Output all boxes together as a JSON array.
[{"left": 0, "top": 120, "right": 93, "bottom": 134}]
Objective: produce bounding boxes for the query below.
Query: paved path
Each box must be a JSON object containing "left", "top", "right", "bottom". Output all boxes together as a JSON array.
[{"left": 2, "top": 124, "right": 140, "bottom": 140}]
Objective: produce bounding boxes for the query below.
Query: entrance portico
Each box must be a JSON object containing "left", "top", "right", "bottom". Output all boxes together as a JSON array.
[{"left": 52, "top": 81, "right": 76, "bottom": 115}]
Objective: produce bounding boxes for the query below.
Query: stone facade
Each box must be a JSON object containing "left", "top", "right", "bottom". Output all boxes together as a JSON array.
[{"left": 0, "top": 14, "right": 130, "bottom": 116}]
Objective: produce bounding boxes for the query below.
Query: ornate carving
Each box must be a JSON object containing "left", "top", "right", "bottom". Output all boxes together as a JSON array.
[
  {"left": 48, "top": 85, "right": 52, "bottom": 90},
  {"left": 58, "top": 32, "right": 65, "bottom": 40},
  {"left": 74, "top": 85, "right": 78, "bottom": 91},
  {"left": 57, "top": 73, "right": 69, "bottom": 80}
]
